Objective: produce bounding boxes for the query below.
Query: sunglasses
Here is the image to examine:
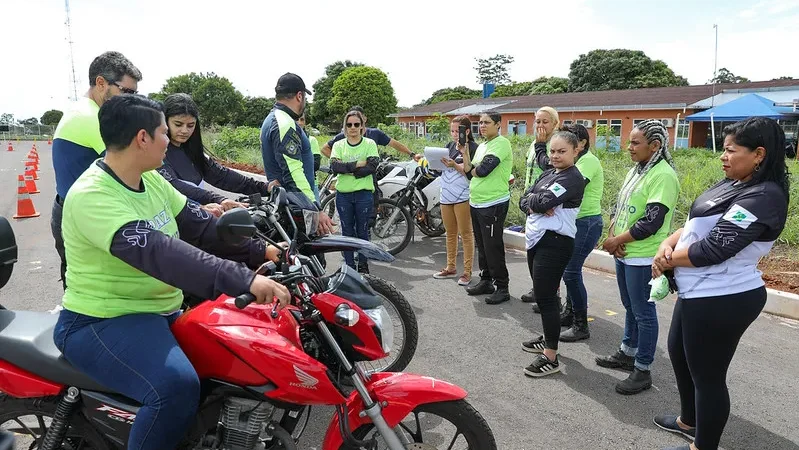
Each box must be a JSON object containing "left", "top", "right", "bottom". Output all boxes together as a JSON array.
[
  {"left": 346, "top": 122, "right": 362, "bottom": 128},
  {"left": 112, "top": 81, "right": 138, "bottom": 95}
]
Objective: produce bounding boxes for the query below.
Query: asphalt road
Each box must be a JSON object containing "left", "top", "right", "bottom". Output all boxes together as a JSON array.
[{"left": 1, "top": 141, "right": 797, "bottom": 449}]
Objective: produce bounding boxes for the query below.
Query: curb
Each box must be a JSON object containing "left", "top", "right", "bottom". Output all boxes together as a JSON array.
[{"left": 503, "top": 230, "right": 799, "bottom": 321}]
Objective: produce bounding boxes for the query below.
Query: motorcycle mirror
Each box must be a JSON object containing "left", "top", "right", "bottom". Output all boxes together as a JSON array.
[
  {"left": 270, "top": 186, "right": 289, "bottom": 207},
  {"left": 216, "top": 208, "right": 257, "bottom": 244},
  {"left": 0, "top": 216, "right": 18, "bottom": 290}
]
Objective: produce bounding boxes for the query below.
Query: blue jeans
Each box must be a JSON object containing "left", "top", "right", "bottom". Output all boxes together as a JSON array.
[
  {"left": 53, "top": 309, "right": 200, "bottom": 450},
  {"left": 615, "top": 260, "right": 659, "bottom": 371},
  {"left": 563, "top": 215, "right": 603, "bottom": 312},
  {"left": 336, "top": 190, "right": 374, "bottom": 269}
]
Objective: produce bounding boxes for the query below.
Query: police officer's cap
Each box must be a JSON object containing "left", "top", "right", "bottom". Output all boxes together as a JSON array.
[{"left": 275, "top": 73, "right": 312, "bottom": 96}]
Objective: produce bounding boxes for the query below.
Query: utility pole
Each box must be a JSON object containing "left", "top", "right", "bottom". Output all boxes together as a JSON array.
[
  {"left": 711, "top": 24, "right": 718, "bottom": 107},
  {"left": 65, "top": 0, "right": 78, "bottom": 101}
]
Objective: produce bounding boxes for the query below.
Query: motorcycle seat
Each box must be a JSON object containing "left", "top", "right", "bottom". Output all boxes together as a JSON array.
[
  {"left": 0, "top": 310, "right": 114, "bottom": 392},
  {"left": 318, "top": 166, "right": 332, "bottom": 174}
]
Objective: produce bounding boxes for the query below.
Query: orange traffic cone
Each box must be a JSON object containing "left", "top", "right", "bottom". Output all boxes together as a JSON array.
[
  {"left": 13, "top": 191, "right": 40, "bottom": 219},
  {"left": 25, "top": 160, "right": 38, "bottom": 172},
  {"left": 47, "top": 139, "right": 52, "bottom": 145},
  {"left": 20, "top": 174, "right": 40, "bottom": 195},
  {"left": 17, "top": 175, "right": 27, "bottom": 195},
  {"left": 27, "top": 151, "right": 38, "bottom": 161},
  {"left": 7, "top": 143, "right": 12, "bottom": 152},
  {"left": 24, "top": 167, "right": 38, "bottom": 181}
]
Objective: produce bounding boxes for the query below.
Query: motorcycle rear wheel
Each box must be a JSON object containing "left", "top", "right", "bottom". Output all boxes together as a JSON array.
[{"left": 0, "top": 394, "right": 110, "bottom": 449}]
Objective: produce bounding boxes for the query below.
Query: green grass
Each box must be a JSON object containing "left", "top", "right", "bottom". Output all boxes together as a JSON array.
[{"left": 204, "top": 126, "right": 799, "bottom": 245}]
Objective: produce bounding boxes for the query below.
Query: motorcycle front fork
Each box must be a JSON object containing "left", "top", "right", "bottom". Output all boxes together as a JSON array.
[{"left": 315, "top": 319, "right": 410, "bottom": 450}]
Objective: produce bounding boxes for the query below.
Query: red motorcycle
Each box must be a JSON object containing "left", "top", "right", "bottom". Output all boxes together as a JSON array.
[{"left": 0, "top": 211, "right": 496, "bottom": 449}]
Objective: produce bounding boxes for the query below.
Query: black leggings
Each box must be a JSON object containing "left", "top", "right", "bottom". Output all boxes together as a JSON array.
[
  {"left": 527, "top": 231, "right": 574, "bottom": 351},
  {"left": 668, "top": 287, "right": 766, "bottom": 450}
]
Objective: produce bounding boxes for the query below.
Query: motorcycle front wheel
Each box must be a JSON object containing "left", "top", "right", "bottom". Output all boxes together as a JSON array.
[
  {"left": 340, "top": 400, "right": 497, "bottom": 450},
  {"left": 359, "top": 274, "right": 418, "bottom": 374}
]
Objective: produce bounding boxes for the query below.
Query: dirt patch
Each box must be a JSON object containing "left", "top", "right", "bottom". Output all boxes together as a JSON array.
[
  {"left": 221, "top": 160, "right": 264, "bottom": 175},
  {"left": 759, "top": 244, "right": 799, "bottom": 294}
]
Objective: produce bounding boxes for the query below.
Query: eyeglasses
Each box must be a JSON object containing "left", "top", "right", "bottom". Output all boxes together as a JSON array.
[
  {"left": 346, "top": 122, "right": 362, "bottom": 128},
  {"left": 112, "top": 81, "right": 138, "bottom": 95}
]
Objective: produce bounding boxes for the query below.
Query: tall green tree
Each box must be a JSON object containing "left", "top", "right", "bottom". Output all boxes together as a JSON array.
[
  {"left": 150, "top": 72, "right": 244, "bottom": 126},
  {"left": 329, "top": 66, "right": 398, "bottom": 126},
  {"left": 529, "top": 76, "right": 569, "bottom": 94},
  {"left": 475, "top": 54, "right": 514, "bottom": 85},
  {"left": 491, "top": 81, "right": 534, "bottom": 97},
  {"left": 310, "top": 60, "right": 364, "bottom": 127},
  {"left": 568, "top": 49, "right": 688, "bottom": 92},
  {"left": 40, "top": 110, "right": 63, "bottom": 126},
  {"left": 711, "top": 68, "right": 750, "bottom": 84},
  {"left": 237, "top": 96, "right": 275, "bottom": 127}
]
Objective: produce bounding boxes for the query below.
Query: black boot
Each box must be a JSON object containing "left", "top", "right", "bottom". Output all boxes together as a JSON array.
[
  {"left": 560, "top": 309, "right": 590, "bottom": 342},
  {"left": 521, "top": 288, "right": 535, "bottom": 304},
  {"left": 560, "top": 295, "right": 574, "bottom": 327},
  {"left": 356, "top": 256, "right": 369, "bottom": 274},
  {"left": 466, "top": 279, "right": 495, "bottom": 296},
  {"left": 615, "top": 368, "right": 652, "bottom": 395},
  {"left": 485, "top": 286, "right": 510, "bottom": 305}
]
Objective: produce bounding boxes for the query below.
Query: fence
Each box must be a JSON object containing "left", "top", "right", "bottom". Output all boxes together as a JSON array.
[{"left": 0, "top": 124, "right": 56, "bottom": 141}]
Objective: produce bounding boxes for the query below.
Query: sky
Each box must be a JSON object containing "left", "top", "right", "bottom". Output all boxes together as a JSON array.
[{"left": 2, "top": 0, "right": 798, "bottom": 121}]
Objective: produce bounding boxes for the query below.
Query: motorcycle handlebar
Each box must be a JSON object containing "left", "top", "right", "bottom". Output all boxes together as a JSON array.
[{"left": 234, "top": 292, "right": 256, "bottom": 309}]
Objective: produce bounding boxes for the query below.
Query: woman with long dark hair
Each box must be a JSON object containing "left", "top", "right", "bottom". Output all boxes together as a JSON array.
[
  {"left": 158, "top": 93, "right": 270, "bottom": 213},
  {"left": 652, "top": 117, "right": 790, "bottom": 450}
]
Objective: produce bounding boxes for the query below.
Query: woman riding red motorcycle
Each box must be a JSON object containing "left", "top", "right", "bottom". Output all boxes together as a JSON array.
[{"left": 53, "top": 94, "right": 289, "bottom": 450}]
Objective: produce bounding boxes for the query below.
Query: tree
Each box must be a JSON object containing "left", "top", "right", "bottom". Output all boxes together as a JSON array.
[
  {"left": 329, "top": 66, "right": 398, "bottom": 126},
  {"left": 475, "top": 54, "right": 514, "bottom": 85},
  {"left": 0, "top": 113, "right": 14, "bottom": 125},
  {"left": 192, "top": 75, "right": 244, "bottom": 126},
  {"left": 491, "top": 81, "right": 534, "bottom": 98},
  {"left": 711, "top": 68, "right": 750, "bottom": 84},
  {"left": 773, "top": 76, "right": 795, "bottom": 80},
  {"left": 148, "top": 72, "right": 205, "bottom": 102},
  {"left": 425, "top": 113, "right": 450, "bottom": 138},
  {"left": 41, "top": 110, "right": 63, "bottom": 126},
  {"left": 310, "top": 60, "right": 364, "bottom": 128},
  {"left": 236, "top": 96, "right": 275, "bottom": 128},
  {"left": 419, "top": 86, "right": 481, "bottom": 106},
  {"left": 529, "top": 76, "right": 569, "bottom": 95},
  {"left": 150, "top": 72, "right": 244, "bottom": 126},
  {"left": 20, "top": 117, "right": 39, "bottom": 126},
  {"left": 568, "top": 49, "right": 688, "bottom": 92}
]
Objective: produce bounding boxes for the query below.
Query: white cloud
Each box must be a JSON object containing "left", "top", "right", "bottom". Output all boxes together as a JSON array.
[{"left": 1, "top": 0, "right": 797, "bottom": 120}]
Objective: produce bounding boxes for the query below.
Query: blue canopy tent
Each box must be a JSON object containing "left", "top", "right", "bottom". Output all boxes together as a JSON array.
[
  {"left": 686, "top": 93, "right": 799, "bottom": 122},
  {"left": 686, "top": 93, "right": 799, "bottom": 151}
]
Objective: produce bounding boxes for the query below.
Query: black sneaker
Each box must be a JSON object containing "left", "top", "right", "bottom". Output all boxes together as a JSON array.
[
  {"left": 485, "top": 287, "right": 510, "bottom": 305},
  {"left": 615, "top": 368, "right": 652, "bottom": 395},
  {"left": 521, "top": 289, "right": 535, "bottom": 303},
  {"left": 466, "top": 279, "right": 495, "bottom": 296},
  {"left": 521, "top": 335, "right": 546, "bottom": 354},
  {"left": 595, "top": 349, "right": 635, "bottom": 371},
  {"left": 524, "top": 354, "right": 560, "bottom": 377},
  {"left": 653, "top": 415, "right": 696, "bottom": 440}
]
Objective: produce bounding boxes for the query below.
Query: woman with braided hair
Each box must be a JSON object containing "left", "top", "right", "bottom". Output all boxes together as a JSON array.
[{"left": 596, "top": 119, "right": 680, "bottom": 395}]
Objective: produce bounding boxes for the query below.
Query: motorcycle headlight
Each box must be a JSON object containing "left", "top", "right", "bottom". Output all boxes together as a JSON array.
[
  {"left": 364, "top": 306, "right": 393, "bottom": 354},
  {"left": 334, "top": 304, "right": 360, "bottom": 327}
]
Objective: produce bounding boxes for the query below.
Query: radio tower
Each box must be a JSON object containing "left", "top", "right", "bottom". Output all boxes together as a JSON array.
[{"left": 64, "top": 0, "right": 78, "bottom": 101}]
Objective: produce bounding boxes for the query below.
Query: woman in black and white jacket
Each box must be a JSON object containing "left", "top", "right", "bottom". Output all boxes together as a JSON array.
[
  {"left": 518, "top": 131, "right": 586, "bottom": 377},
  {"left": 652, "top": 117, "right": 790, "bottom": 450}
]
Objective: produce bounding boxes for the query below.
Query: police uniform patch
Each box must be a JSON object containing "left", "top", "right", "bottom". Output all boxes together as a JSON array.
[{"left": 286, "top": 142, "right": 298, "bottom": 156}]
